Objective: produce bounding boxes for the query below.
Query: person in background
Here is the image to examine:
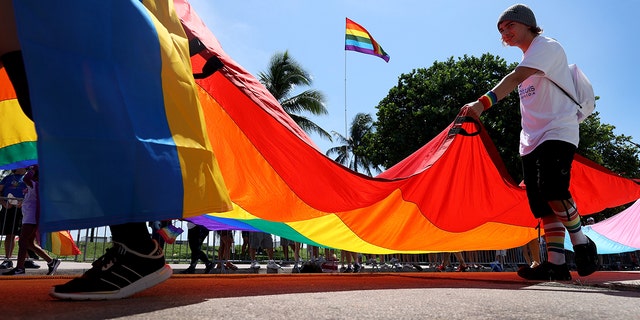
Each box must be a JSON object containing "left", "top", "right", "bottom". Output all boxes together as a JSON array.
[
  {"left": 240, "top": 231, "right": 250, "bottom": 260},
  {"left": 280, "top": 237, "right": 301, "bottom": 269},
  {"left": 492, "top": 249, "right": 507, "bottom": 272},
  {"left": 180, "top": 222, "right": 213, "bottom": 274},
  {"left": 216, "top": 230, "right": 237, "bottom": 271},
  {"left": 463, "top": 3, "right": 598, "bottom": 280},
  {"left": 522, "top": 238, "right": 541, "bottom": 269},
  {"left": 0, "top": 167, "right": 27, "bottom": 269},
  {"left": 436, "top": 252, "right": 468, "bottom": 272},
  {"left": 2, "top": 165, "right": 60, "bottom": 275},
  {"left": 339, "top": 250, "right": 360, "bottom": 273},
  {"left": 248, "top": 231, "right": 281, "bottom": 271}
]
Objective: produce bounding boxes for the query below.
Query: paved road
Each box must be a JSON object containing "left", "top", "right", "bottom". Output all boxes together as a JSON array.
[{"left": 1, "top": 263, "right": 639, "bottom": 320}]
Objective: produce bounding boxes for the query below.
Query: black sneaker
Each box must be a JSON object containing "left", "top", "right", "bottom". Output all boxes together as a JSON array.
[
  {"left": 47, "top": 258, "right": 61, "bottom": 275},
  {"left": 204, "top": 262, "right": 214, "bottom": 274},
  {"left": 573, "top": 236, "right": 598, "bottom": 277},
  {"left": 2, "top": 268, "right": 25, "bottom": 275},
  {"left": 0, "top": 260, "right": 13, "bottom": 269},
  {"left": 49, "top": 240, "right": 171, "bottom": 300},
  {"left": 180, "top": 266, "right": 196, "bottom": 274},
  {"left": 517, "top": 261, "right": 572, "bottom": 281},
  {"left": 24, "top": 260, "right": 41, "bottom": 269}
]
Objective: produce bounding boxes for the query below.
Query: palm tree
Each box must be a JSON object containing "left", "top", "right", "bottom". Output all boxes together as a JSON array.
[
  {"left": 326, "top": 113, "right": 381, "bottom": 176},
  {"left": 258, "top": 51, "right": 331, "bottom": 141}
]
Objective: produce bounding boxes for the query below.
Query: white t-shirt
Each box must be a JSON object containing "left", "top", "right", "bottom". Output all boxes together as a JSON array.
[{"left": 517, "top": 36, "right": 579, "bottom": 156}]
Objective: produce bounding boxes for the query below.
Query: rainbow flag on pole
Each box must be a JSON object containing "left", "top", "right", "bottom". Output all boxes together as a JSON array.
[{"left": 345, "top": 18, "right": 390, "bottom": 62}]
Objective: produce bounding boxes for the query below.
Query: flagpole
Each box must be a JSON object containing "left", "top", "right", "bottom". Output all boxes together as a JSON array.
[{"left": 344, "top": 50, "right": 348, "bottom": 140}]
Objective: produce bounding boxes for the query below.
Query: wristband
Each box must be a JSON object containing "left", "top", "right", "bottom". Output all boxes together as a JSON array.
[{"left": 478, "top": 91, "right": 498, "bottom": 110}]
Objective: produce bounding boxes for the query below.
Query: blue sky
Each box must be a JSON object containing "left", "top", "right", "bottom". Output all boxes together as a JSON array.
[{"left": 189, "top": 0, "right": 640, "bottom": 155}]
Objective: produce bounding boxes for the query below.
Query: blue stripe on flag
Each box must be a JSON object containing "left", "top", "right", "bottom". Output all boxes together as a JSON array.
[{"left": 14, "top": 1, "right": 184, "bottom": 231}]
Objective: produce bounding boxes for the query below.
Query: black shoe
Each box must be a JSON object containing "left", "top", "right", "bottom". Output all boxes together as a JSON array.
[
  {"left": 0, "top": 260, "right": 13, "bottom": 269},
  {"left": 49, "top": 240, "right": 171, "bottom": 300},
  {"left": 180, "top": 266, "right": 196, "bottom": 274},
  {"left": 2, "top": 268, "right": 25, "bottom": 275},
  {"left": 24, "top": 260, "right": 41, "bottom": 269},
  {"left": 517, "top": 261, "right": 571, "bottom": 281},
  {"left": 204, "top": 262, "right": 214, "bottom": 274},
  {"left": 47, "top": 259, "right": 61, "bottom": 275},
  {"left": 574, "top": 236, "right": 598, "bottom": 277}
]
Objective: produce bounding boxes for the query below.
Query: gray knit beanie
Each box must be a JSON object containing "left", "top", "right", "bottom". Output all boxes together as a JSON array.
[{"left": 497, "top": 4, "right": 537, "bottom": 29}]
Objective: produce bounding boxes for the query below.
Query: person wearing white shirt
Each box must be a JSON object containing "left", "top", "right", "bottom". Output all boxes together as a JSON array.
[{"left": 463, "top": 3, "right": 598, "bottom": 280}]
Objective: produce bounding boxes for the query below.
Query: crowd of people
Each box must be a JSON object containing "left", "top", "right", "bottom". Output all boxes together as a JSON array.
[{"left": 140, "top": 218, "right": 548, "bottom": 274}]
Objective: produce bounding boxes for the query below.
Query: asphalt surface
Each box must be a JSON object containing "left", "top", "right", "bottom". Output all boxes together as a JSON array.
[{"left": 1, "top": 261, "right": 639, "bottom": 319}]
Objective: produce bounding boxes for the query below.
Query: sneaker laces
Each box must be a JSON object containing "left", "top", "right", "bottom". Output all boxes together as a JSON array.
[
  {"left": 83, "top": 241, "right": 163, "bottom": 278},
  {"left": 84, "top": 244, "right": 123, "bottom": 278}
]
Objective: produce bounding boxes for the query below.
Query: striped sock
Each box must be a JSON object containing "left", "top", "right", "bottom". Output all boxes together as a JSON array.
[
  {"left": 542, "top": 216, "right": 566, "bottom": 265},
  {"left": 554, "top": 201, "right": 588, "bottom": 246}
]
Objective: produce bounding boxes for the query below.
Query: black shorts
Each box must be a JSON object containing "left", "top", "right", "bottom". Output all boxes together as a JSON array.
[
  {"left": 521, "top": 140, "right": 576, "bottom": 218},
  {"left": 0, "top": 206, "right": 22, "bottom": 235}
]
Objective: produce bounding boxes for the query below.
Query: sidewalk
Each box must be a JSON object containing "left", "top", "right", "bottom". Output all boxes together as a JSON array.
[{"left": 2, "top": 259, "right": 639, "bottom": 292}]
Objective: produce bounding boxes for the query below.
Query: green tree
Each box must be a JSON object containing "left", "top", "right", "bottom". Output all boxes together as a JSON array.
[
  {"left": 258, "top": 50, "right": 331, "bottom": 141},
  {"left": 327, "top": 113, "right": 381, "bottom": 176},
  {"left": 577, "top": 111, "right": 640, "bottom": 178}
]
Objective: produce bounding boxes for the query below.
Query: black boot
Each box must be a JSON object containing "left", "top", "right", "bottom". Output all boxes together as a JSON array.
[{"left": 574, "top": 236, "right": 598, "bottom": 276}]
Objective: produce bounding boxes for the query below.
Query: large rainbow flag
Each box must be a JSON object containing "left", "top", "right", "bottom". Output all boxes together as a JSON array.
[
  {"left": 10, "top": 0, "right": 232, "bottom": 231},
  {"left": 2, "top": 0, "right": 640, "bottom": 254},
  {"left": 174, "top": 0, "right": 640, "bottom": 253}
]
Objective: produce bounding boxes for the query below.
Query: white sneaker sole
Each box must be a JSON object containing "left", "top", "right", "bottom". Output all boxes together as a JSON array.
[{"left": 49, "top": 264, "right": 173, "bottom": 300}]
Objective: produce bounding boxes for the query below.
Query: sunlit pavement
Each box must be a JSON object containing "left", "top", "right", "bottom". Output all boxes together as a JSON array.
[{"left": 1, "top": 262, "right": 639, "bottom": 319}]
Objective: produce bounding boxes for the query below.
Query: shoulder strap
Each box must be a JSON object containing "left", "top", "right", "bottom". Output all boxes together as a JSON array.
[{"left": 548, "top": 77, "right": 583, "bottom": 110}]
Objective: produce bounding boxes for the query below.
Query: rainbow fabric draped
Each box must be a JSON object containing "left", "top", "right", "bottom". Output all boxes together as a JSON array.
[
  {"left": 10, "top": 0, "right": 232, "bottom": 232},
  {"left": 345, "top": 18, "right": 390, "bottom": 62},
  {"left": 174, "top": 0, "right": 640, "bottom": 254},
  {"left": 565, "top": 199, "right": 640, "bottom": 254},
  {"left": 2, "top": 0, "right": 640, "bottom": 254}
]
